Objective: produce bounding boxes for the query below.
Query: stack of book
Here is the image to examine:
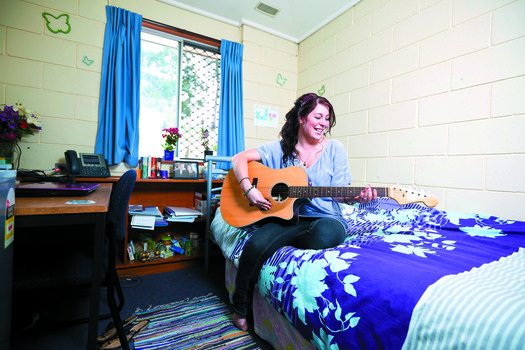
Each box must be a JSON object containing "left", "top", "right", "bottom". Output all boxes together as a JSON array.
[
  {"left": 164, "top": 206, "right": 203, "bottom": 223},
  {"left": 128, "top": 205, "right": 166, "bottom": 230}
]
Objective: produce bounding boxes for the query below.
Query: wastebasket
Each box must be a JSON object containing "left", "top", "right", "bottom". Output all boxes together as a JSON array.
[{"left": 0, "top": 170, "right": 16, "bottom": 349}]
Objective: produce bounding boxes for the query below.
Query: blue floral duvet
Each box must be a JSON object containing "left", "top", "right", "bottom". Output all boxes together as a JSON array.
[{"left": 211, "top": 198, "right": 525, "bottom": 349}]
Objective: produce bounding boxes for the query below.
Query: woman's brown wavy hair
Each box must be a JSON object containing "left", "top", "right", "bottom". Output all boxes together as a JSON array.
[{"left": 279, "top": 93, "right": 336, "bottom": 166}]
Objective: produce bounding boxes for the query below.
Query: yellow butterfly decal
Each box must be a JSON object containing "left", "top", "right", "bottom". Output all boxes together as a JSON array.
[
  {"left": 82, "top": 56, "right": 94, "bottom": 66},
  {"left": 42, "top": 12, "right": 71, "bottom": 34}
]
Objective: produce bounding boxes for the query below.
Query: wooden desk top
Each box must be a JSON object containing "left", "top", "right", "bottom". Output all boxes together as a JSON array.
[{"left": 15, "top": 183, "right": 112, "bottom": 216}]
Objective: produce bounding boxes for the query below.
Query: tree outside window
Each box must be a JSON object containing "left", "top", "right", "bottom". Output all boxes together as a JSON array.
[{"left": 139, "top": 29, "right": 220, "bottom": 159}]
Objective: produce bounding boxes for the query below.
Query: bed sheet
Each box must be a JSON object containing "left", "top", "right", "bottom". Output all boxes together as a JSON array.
[
  {"left": 211, "top": 199, "right": 525, "bottom": 349},
  {"left": 402, "top": 247, "right": 525, "bottom": 349}
]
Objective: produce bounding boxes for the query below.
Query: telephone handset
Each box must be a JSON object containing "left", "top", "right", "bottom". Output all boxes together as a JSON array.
[{"left": 64, "top": 150, "right": 111, "bottom": 181}]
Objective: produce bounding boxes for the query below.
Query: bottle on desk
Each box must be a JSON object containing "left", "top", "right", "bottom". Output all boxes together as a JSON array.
[
  {"left": 161, "top": 235, "right": 172, "bottom": 248},
  {"left": 184, "top": 240, "right": 193, "bottom": 255}
]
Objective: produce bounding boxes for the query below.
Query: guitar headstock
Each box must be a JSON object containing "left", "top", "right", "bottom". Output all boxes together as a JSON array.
[{"left": 388, "top": 185, "right": 439, "bottom": 207}]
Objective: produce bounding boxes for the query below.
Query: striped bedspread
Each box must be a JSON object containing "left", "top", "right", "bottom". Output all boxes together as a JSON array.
[{"left": 403, "top": 247, "right": 525, "bottom": 350}]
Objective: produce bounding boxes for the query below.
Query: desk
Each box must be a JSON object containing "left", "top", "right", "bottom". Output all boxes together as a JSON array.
[
  {"left": 79, "top": 177, "right": 223, "bottom": 275},
  {"left": 15, "top": 183, "right": 112, "bottom": 350}
]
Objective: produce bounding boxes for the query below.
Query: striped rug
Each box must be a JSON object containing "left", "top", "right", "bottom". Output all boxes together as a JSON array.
[{"left": 133, "top": 294, "right": 260, "bottom": 349}]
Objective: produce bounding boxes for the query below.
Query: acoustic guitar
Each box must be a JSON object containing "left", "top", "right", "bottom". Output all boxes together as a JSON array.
[{"left": 220, "top": 161, "right": 439, "bottom": 227}]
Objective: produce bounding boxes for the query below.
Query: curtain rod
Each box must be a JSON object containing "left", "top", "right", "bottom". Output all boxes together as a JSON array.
[{"left": 142, "top": 18, "right": 221, "bottom": 49}]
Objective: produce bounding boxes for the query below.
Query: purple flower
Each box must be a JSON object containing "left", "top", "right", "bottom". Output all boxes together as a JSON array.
[{"left": 0, "top": 103, "right": 42, "bottom": 142}]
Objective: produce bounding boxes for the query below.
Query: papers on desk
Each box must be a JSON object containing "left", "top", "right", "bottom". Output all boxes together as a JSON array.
[{"left": 164, "top": 206, "right": 203, "bottom": 223}]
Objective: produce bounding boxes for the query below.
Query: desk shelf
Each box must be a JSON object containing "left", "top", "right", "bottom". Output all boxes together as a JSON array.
[
  {"left": 116, "top": 250, "right": 208, "bottom": 275},
  {"left": 78, "top": 177, "right": 223, "bottom": 275}
]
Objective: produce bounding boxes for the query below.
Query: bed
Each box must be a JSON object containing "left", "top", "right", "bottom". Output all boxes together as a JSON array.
[{"left": 209, "top": 197, "right": 525, "bottom": 349}]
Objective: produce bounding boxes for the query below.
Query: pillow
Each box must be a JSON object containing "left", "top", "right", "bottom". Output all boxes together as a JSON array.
[{"left": 210, "top": 207, "right": 249, "bottom": 260}]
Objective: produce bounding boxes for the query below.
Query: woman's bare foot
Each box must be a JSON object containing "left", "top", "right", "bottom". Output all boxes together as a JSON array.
[{"left": 233, "top": 313, "right": 248, "bottom": 331}]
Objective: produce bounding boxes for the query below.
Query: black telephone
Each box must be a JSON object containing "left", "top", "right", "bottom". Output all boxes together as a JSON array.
[{"left": 64, "top": 150, "right": 111, "bottom": 180}]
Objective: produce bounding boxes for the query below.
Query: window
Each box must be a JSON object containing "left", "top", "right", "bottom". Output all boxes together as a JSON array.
[{"left": 139, "top": 24, "right": 220, "bottom": 159}]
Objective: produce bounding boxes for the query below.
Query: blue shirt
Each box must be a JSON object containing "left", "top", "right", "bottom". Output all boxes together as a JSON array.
[{"left": 256, "top": 139, "right": 352, "bottom": 229}]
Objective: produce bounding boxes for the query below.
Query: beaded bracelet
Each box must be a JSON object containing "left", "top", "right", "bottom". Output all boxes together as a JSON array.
[
  {"left": 243, "top": 185, "right": 255, "bottom": 196},
  {"left": 239, "top": 177, "right": 250, "bottom": 185}
]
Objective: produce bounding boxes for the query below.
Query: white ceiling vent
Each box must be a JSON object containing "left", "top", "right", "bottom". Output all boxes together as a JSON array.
[{"left": 254, "top": 2, "right": 280, "bottom": 17}]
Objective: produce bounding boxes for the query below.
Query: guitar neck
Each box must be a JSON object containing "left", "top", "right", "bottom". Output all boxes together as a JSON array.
[{"left": 289, "top": 186, "right": 388, "bottom": 199}]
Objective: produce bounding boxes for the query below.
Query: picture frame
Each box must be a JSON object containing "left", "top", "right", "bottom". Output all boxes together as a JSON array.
[{"left": 172, "top": 160, "right": 199, "bottom": 179}]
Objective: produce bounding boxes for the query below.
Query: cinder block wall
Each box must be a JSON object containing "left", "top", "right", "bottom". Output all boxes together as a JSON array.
[
  {"left": 2, "top": 0, "right": 524, "bottom": 221},
  {"left": 0, "top": 0, "right": 106, "bottom": 166},
  {"left": 298, "top": 0, "right": 525, "bottom": 220},
  {"left": 0, "top": 0, "right": 296, "bottom": 175},
  {"left": 241, "top": 26, "right": 298, "bottom": 150}
]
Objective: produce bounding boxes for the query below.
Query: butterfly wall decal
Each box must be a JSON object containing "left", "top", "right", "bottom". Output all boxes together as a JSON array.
[
  {"left": 82, "top": 56, "right": 94, "bottom": 66},
  {"left": 276, "top": 73, "right": 287, "bottom": 86},
  {"left": 318, "top": 85, "right": 326, "bottom": 96},
  {"left": 42, "top": 12, "right": 71, "bottom": 34}
]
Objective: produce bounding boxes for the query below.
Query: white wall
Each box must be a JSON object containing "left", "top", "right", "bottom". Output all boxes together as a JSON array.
[{"left": 298, "top": 0, "right": 525, "bottom": 220}]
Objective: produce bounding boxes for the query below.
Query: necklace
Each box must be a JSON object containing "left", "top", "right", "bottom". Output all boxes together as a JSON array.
[{"left": 297, "top": 141, "right": 320, "bottom": 166}]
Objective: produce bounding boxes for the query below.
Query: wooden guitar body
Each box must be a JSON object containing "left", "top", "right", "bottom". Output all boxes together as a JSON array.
[{"left": 221, "top": 162, "right": 306, "bottom": 227}]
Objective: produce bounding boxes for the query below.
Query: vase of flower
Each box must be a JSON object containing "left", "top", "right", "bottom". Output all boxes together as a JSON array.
[
  {"left": 0, "top": 142, "right": 15, "bottom": 165},
  {"left": 163, "top": 149, "right": 175, "bottom": 161},
  {"left": 0, "top": 142, "right": 14, "bottom": 157},
  {"left": 204, "top": 150, "right": 213, "bottom": 159},
  {"left": 0, "top": 102, "right": 42, "bottom": 165},
  {"left": 201, "top": 128, "right": 212, "bottom": 159},
  {"left": 161, "top": 127, "right": 180, "bottom": 160}
]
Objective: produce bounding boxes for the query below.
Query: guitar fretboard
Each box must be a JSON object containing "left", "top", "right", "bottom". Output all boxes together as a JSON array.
[{"left": 289, "top": 186, "right": 388, "bottom": 198}]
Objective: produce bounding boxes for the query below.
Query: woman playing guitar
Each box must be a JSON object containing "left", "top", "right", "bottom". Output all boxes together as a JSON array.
[{"left": 230, "top": 93, "right": 377, "bottom": 331}]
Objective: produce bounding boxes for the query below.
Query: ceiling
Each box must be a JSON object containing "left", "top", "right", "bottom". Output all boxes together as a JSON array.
[{"left": 158, "top": 0, "right": 362, "bottom": 43}]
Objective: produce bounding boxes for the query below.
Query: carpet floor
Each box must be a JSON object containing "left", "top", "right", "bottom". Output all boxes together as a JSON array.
[{"left": 10, "top": 255, "right": 273, "bottom": 350}]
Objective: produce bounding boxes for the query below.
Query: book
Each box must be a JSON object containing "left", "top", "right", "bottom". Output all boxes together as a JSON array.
[
  {"left": 141, "top": 157, "right": 148, "bottom": 179},
  {"left": 155, "top": 217, "right": 168, "bottom": 226},
  {"left": 128, "top": 204, "right": 144, "bottom": 214},
  {"left": 150, "top": 157, "right": 157, "bottom": 178},
  {"left": 165, "top": 215, "right": 197, "bottom": 223},
  {"left": 147, "top": 156, "right": 152, "bottom": 179},
  {"left": 164, "top": 206, "right": 203, "bottom": 217},
  {"left": 131, "top": 215, "right": 155, "bottom": 230},
  {"left": 129, "top": 206, "right": 163, "bottom": 217}
]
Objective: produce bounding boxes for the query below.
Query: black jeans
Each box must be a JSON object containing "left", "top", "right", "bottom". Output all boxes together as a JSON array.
[{"left": 232, "top": 217, "right": 346, "bottom": 317}]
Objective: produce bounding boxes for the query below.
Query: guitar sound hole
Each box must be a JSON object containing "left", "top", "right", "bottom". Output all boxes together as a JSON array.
[{"left": 271, "top": 182, "right": 289, "bottom": 202}]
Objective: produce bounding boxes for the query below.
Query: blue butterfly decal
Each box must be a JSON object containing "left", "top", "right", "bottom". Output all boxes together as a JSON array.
[
  {"left": 276, "top": 73, "right": 287, "bottom": 86},
  {"left": 82, "top": 56, "right": 94, "bottom": 66}
]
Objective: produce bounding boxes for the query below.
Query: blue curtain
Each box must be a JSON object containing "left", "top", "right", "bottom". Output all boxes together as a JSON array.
[
  {"left": 95, "top": 6, "right": 142, "bottom": 166},
  {"left": 217, "top": 39, "right": 244, "bottom": 170}
]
